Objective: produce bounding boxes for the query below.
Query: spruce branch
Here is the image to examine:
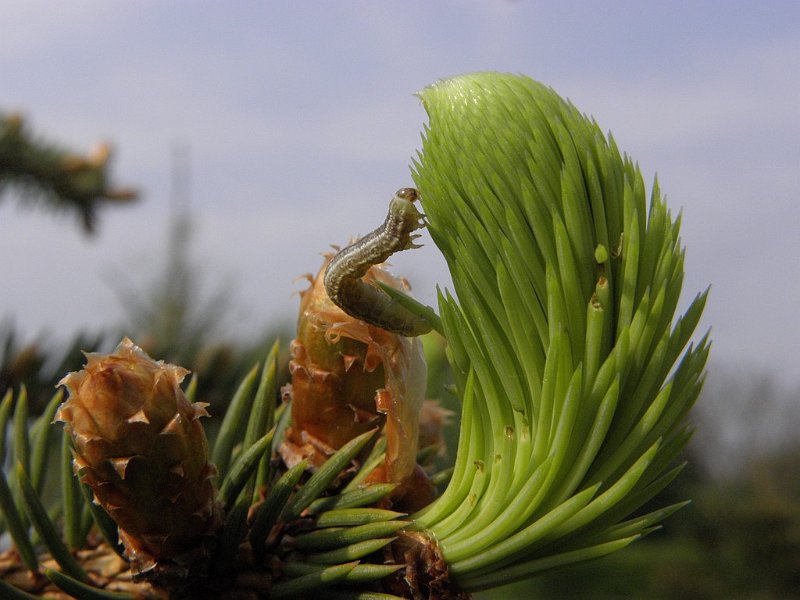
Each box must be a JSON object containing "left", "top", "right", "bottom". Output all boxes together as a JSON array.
[
  {"left": 0, "top": 72, "right": 710, "bottom": 599},
  {"left": 0, "top": 112, "right": 136, "bottom": 233}
]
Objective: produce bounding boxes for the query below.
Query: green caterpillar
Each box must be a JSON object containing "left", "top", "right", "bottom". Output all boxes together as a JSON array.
[{"left": 324, "top": 188, "right": 432, "bottom": 336}]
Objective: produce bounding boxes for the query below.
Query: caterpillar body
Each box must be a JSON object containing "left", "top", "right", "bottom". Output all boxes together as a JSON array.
[{"left": 324, "top": 187, "right": 432, "bottom": 336}]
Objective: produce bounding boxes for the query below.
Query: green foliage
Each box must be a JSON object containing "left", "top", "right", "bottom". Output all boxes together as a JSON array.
[
  {"left": 479, "top": 448, "right": 800, "bottom": 599},
  {"left": 0, "top": 324, "right": 107, "bottom": 415},
  {"left": 0, "top": 379, "right": 405, "bottom": 598},
  {"left": 411, "top": 72, "right": 709, "bottom": 588},
  {"left": 0, "top": 112, "right": 135, "bottom": 232}
]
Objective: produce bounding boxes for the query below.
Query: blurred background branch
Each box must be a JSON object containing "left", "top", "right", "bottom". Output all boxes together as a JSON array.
[
  {"left": 0, "top": 112, "right": 136, "bottom": 233},
  {"left": 0, "top": 125, "right": 286, "bottom": 415}
]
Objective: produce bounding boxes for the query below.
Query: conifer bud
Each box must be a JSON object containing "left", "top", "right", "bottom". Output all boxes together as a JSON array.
[
  {"left": 282, "top": 258, "right": 434, "bottom": 507},
  {"left": 56, "top": 338, "right": 221, "bottom": 578}
]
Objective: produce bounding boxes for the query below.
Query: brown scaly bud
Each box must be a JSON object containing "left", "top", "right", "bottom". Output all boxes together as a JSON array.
[
  {"left": 281, "top": 257, "right": 435, "bottom": 510},
  {"left": 56, "top": 338, "right": 222, "bottom": 581}
]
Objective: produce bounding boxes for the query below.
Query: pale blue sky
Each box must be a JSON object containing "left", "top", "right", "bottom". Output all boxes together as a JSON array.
[{"left": 1, "top": 1, "right": 799, "bottom": 384}]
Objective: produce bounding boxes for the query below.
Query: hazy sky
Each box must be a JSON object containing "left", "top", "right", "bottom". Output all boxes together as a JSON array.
[{"left": 1, "top": 2, "right": 798, "bottom": 384}]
